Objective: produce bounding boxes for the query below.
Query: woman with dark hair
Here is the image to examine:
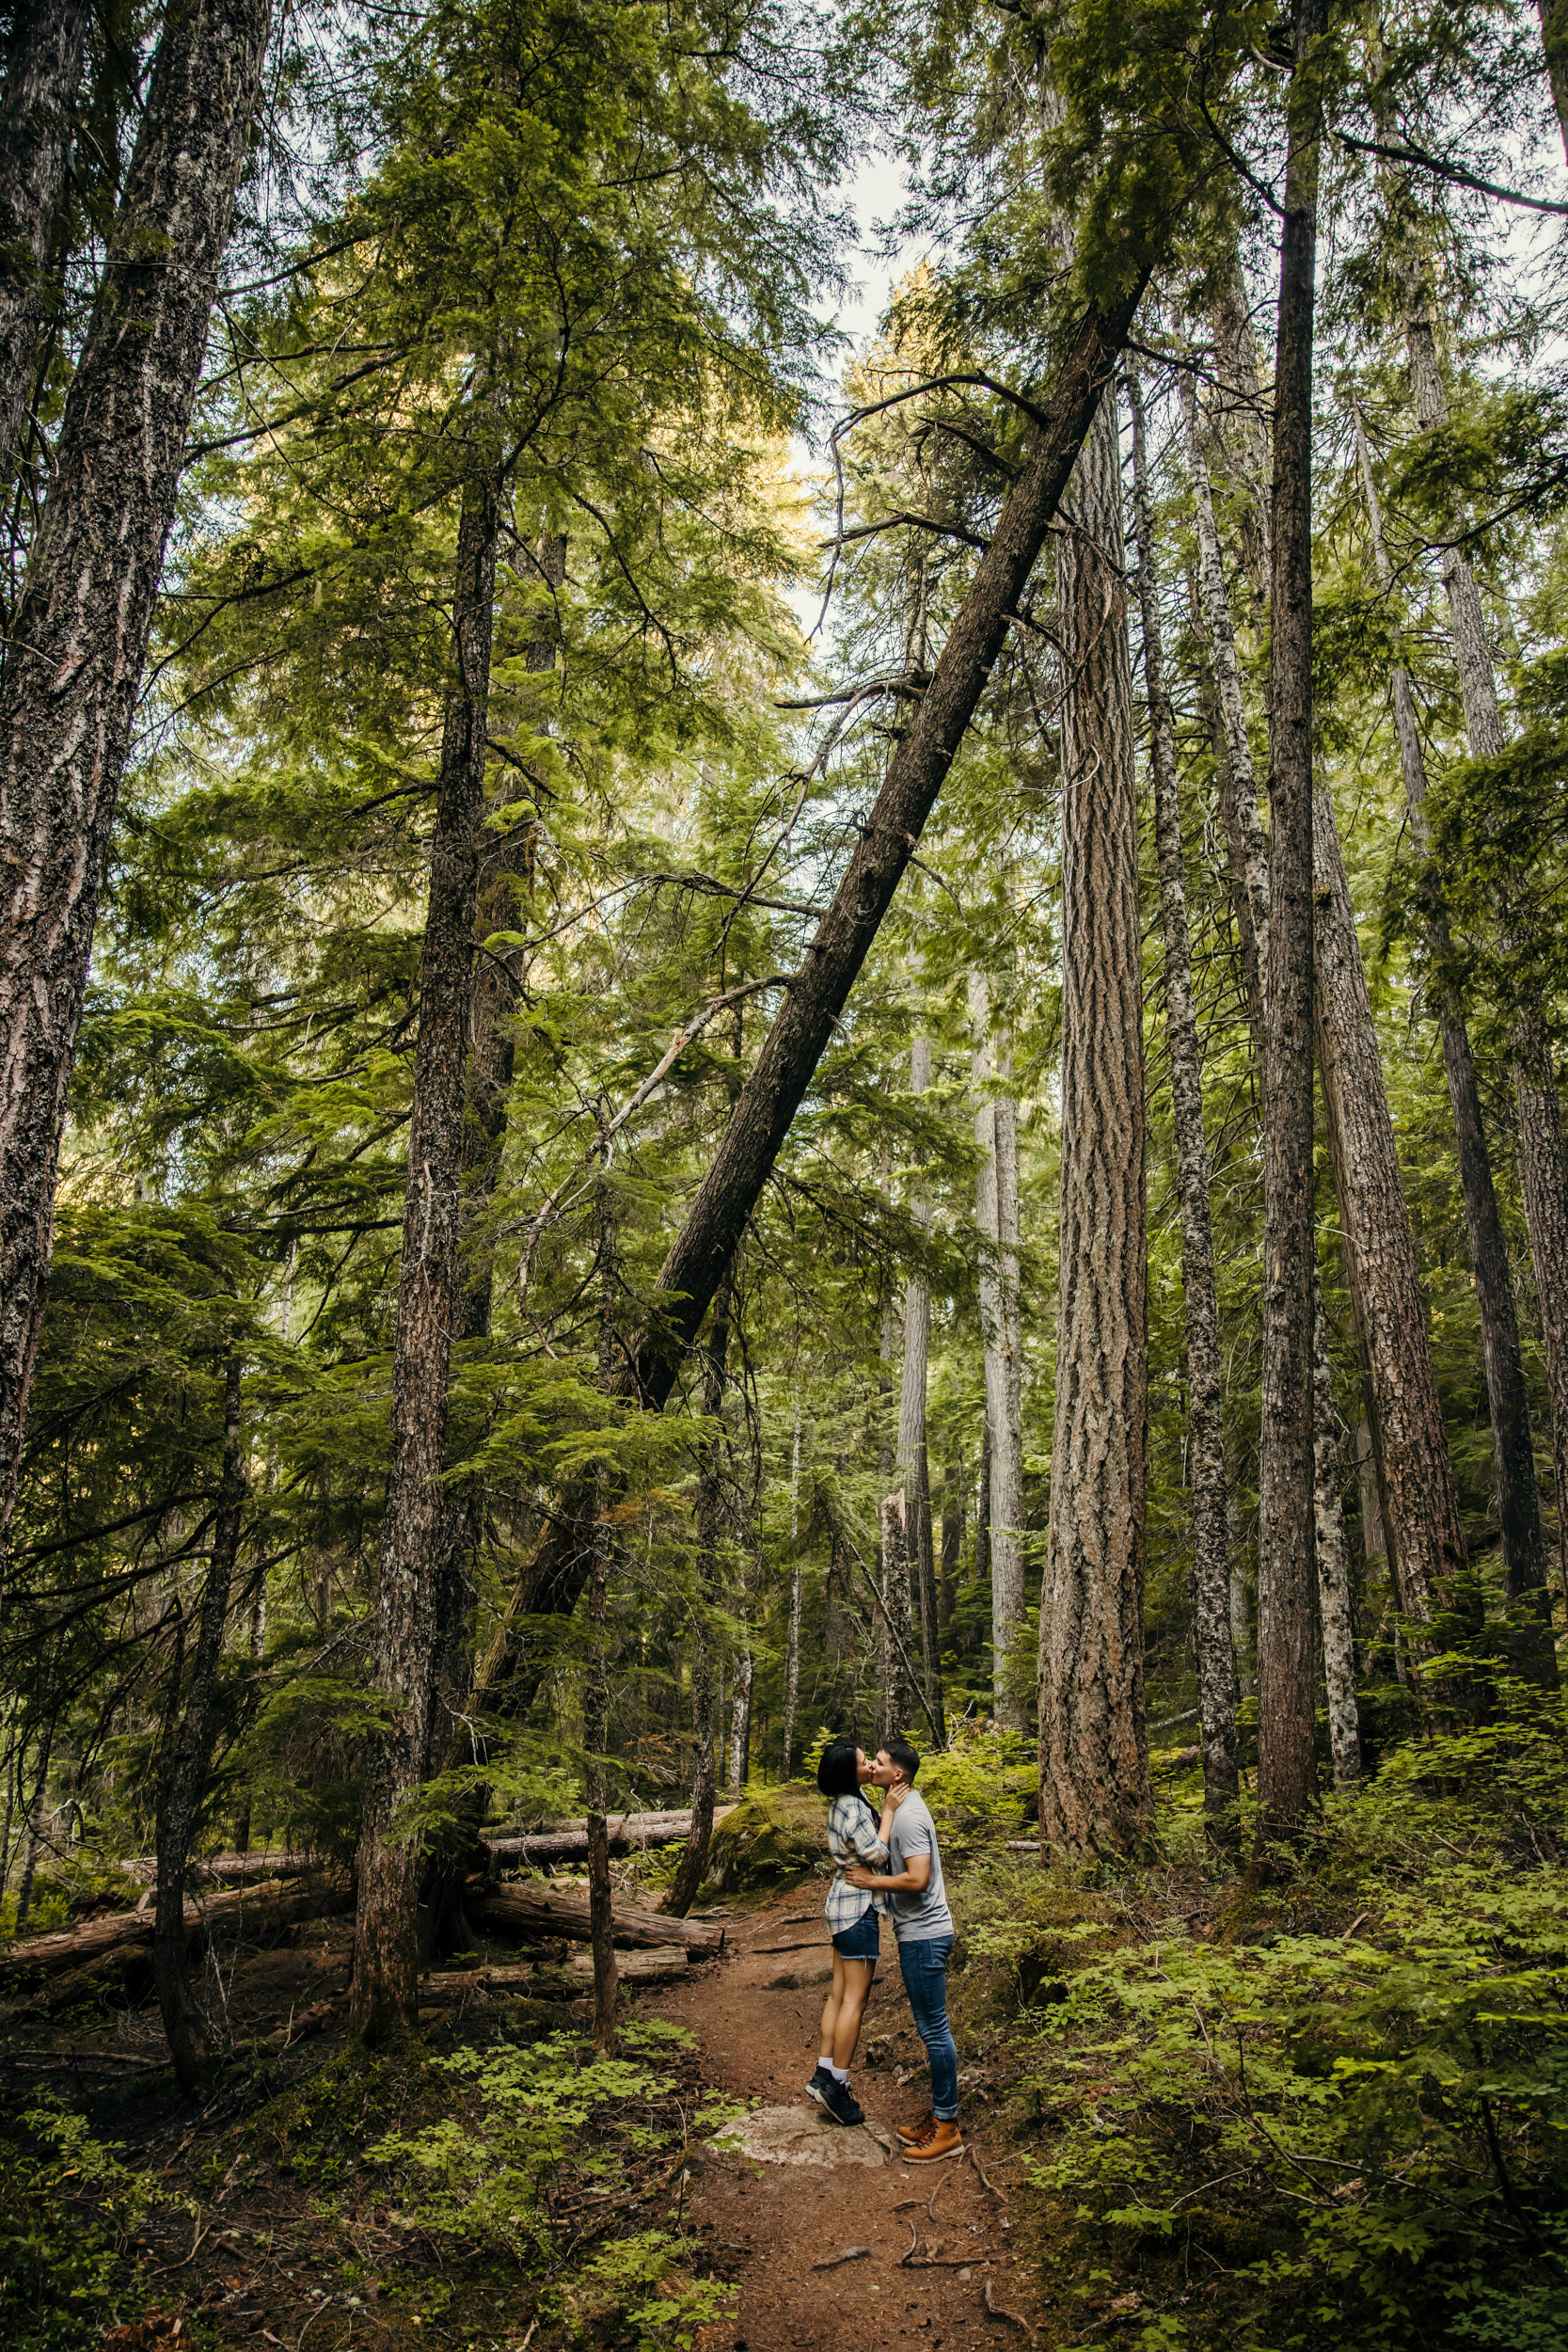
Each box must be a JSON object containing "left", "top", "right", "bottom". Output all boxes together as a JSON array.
[{"left": 807, "top": 1740, "right": 909, "bottom": 2126}]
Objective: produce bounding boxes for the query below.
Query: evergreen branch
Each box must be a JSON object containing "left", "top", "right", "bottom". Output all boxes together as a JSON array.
[
  {"left": 821, "top": 510, "right": 990, "bottom": 555},
  {"left": 1338, "top": 131, "right": 1568, "bottom": 216}
]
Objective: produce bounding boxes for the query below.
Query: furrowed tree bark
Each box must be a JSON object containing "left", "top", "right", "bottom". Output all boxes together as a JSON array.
[
  {"left": 1312, "top": 1281, "right": 1361, "bottom": 1789},
  {"left": 1257, "top": 0, "right": 1327, "bottom": 1846},
  {"left": 1403, "top": 299, "right": 1568, "bottom": 1653},
  {"left": 1129, "top": 363, "right": 1238, "bottom": 1839},
  {"left": 466, "top": 274, "right": 1156, "bottom": 1724},
  {"left": 349, "top": 465, "right": 499, "bottom": 2045},
  {"left": 1351, "top": 406, "right": 1551, "bottom": 1673},
  {"left": 0, "top": 0, "right": 92, "bottom": 483},
  {"left": 1039, "top": 382, "right": 1150, "bottom": 1857},
  {"left": 969, "top": 973, "right": 1026, "bottom": 1728},
  {"left": 154, "top": 1353, "right": 245, "bottom": 2091},
  {"left": 898, "top": 1037, "right": 943, "bottom": 1741},
  {"left": 665, "top": 1266, "right": 734, "bottom": 1917},
  {"left": 1312, "top": 792, "right": 1468, "bottom": 1625},
  {"left": 0, "top": 0, "right": 271, "bottom": 1568}
]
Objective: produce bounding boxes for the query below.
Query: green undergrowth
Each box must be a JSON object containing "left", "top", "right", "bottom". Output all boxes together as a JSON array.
[
  {"left": 960, "top": 1691, "right": 1568, "bottom": 2350},
  {"left": 249, "top": 2013, "right": 730, "bottom": 2348},
  {"left": 0, "top": 2096, "right": 164, "bottom": 2349}
]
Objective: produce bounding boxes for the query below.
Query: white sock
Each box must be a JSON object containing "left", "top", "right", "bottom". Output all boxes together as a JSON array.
[
  {"left": 829, "top": 2063, "right": 849, "bottom": 2084},
  {"left": 816, "top": 2054, "right": 832, "bottom": 2071}
]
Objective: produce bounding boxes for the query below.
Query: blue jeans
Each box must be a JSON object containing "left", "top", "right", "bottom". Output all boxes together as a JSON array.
[{"left": 897, "top": 1934, "right": 958, "bottom": 2119}]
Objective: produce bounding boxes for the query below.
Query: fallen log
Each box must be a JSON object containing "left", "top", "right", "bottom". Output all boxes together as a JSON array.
[
  {"left": 483, "top": 1806, "right": 736, "bottom": 1867},
  {"left": 470, "top": 1882, "right": 724, "bottom": 1957},
  {"left": 0, "top": 1876, "right": 354, "bottom": 1988},
  {"left": 416, "top": 1947, "right": 689, "bottom": 2008}
]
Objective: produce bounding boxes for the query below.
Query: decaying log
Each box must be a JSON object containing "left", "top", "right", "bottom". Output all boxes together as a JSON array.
[
  {"left": 469, "top": 1882, "right": 724, "bottom": 1956},
  {"left": 483, "top": 1806, "right": 735, "bottom": 1866},
  {"left": 0, "top": 1876, "right": 354, "bottom": 1988}
]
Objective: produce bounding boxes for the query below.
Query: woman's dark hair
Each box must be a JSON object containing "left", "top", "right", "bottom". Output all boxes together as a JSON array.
[{"left": 816, "top": 1740, "right": 862, "bottom": 1799}]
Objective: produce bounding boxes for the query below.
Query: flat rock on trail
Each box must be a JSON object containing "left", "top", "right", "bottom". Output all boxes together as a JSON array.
[{"left": 641, "top": 1891, "right": 1035, "bottom": 2352}]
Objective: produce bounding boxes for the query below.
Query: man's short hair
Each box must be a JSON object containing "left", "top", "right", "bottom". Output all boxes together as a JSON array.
[{"left": 885, "top": 1737, "right": 921, "bottom": 1784}]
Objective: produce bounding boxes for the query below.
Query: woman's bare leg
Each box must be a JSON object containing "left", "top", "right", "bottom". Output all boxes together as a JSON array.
[
  {"left": 817, "top": 1950, "right": 847, "bottom": 2067},
  {"left": 831, "top": 1957, "right": 876, "bottom": 2072}
]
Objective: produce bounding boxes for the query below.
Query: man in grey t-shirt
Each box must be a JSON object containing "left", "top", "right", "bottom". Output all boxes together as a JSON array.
[{"left": 847, "top": 1738, "right": 962, "bottom": 2161}]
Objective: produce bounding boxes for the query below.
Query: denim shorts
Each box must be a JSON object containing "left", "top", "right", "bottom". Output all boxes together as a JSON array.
[{"left": 832, "top": 1907, "right": 880, "bottom": 1961}]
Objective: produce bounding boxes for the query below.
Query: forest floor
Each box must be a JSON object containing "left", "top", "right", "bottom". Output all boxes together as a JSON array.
[
  {"left": 643, "top": 1890, "right": 1037, "bottom": 2352},
  {"left": 0, "top": 1868, "right": 1044, "bottom": 2352}
]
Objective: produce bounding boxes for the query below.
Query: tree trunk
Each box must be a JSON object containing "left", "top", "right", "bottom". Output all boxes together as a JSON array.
[
  {"left": 1182, "top": 372, "right": 1270, "bottom": 1052},
  {"left": 1312, "top": 1280, "right": 1361, "bottom": 1790},
  {"left": 1537, "top": 0, "right": 1568, "bottom": 164},
  {"left": 969, "top": 975, "right": 1026, "bottom": 1728},
  {"left": 1206, "top": 245, "right": 1273, "bottom": 603},
  {"left": 1312, "top": 790, "right": 1469, "bottom": 1624},
  {"left": 465, "top": 271, "right": 1162, "bottom": 1725},
  {"left": 665, "top": 1268, "right": 734, "bottom": 1917},
  {"left": 11, "top": 1706, "right": 54, "bottom": 1936},
  {"left": 1351, "top": 406, "right": 1551, "bottom": 1672},
  {"left": 1404, "top": 303, "right": 1568, "bottom": 1649},
  {"left": 585, "top": 1152, "right": 619, "bottom": 2049},
  {"left": 0, "top": 0, "right": 271, "bottom": 1566},
  {"left": 1129, "top": 362, "right": 1237, "bottom": 1838},
  {"left": 974, "top": 1415, "right": 992, "bottom": 1647},
  {"left": 155, "top": 1353, "right": 246, "bottom": 2091},
  {"left": 349, "top": 465, "right": 499, "bottom": 2045},
  {"left": 876, "top": 1492, "right": 916, "bottom": 1744},
  {"left": 0, "top": 0, "right": 92, "bottom": 483},
  {"left": 1256, "top": 0, "right": 1328, "bottom": 1846},
  {"left": 898, "top": 1037, "right": 944, "bottom": 1742},
  {"left": 728, "top": 1652, "right": 752, "bottom": 1793},
  {"left": 941, "top": 1441, "right": 963, "bottom": 1630},
  {"left": 781, "top": 1400, "right": 803, "bottom": 1779},
  {"left": 1039, "top": 382, "right": 1150, "bottom": 1856}
]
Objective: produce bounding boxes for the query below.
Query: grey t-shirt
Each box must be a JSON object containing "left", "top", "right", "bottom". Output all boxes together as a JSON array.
[{"left": 887, "top": 1789, "right": 953, "bottom": 1942}]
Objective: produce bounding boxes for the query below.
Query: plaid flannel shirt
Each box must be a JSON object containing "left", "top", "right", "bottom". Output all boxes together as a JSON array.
[{"left": 824, "top": 1791, "right": 891, "bottom": 1934}]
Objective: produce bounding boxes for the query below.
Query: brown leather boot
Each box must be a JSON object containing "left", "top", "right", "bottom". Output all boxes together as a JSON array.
[
  {"left": 897, "top": 2109, "right": 935, "bottom": 2146},
  {"left": 904, "top": 2120, "right": 964, "bottom": 2163}
]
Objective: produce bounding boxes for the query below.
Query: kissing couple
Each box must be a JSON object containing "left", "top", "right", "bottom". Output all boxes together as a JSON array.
[{"left": 805, "top": 1738, "right": 963, "bottom": 2162}]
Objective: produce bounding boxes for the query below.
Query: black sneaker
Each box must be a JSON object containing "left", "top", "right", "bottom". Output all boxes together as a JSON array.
[
  {"left": 820, "top": 2076, "right": 864, "bottom": 2128},
  {"left": 805, "top": 2063, "right": 832, "bottom": 2109}
]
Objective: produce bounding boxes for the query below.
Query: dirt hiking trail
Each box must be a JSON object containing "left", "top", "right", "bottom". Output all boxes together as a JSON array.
[{"left": 641, "top": 1890, "right": 1041, "bottom": 2352}]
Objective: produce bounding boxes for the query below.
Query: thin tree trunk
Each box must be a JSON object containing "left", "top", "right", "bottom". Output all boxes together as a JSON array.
[
  {"left": 781, "top": 1398, "right": 802, "bottom": 1779},
  {"left": 585, "top": 1148, "right": 618, "bottom": 2052},
  {"left": 1129, "top": 362, "right": 1237, "bottom": 1836},
  {"left": 878, "top": 1492, "right": 915, "bottom": 1743},
  {"left": 665, "top": 1269, "right": 734, "bottom": 1917},
  {"left": 1182, "top": 372, "right": 1270, "bottom": 1046},
  {"left": 0, "top": 0, "right": 92, "bottom": 484},
  {"left": 899, "top": 1038, "right": 944, "bottom": 1742},
  {"left": 155, "top": 1353, "right": 246, "bottom": 2091},
  {"left": 11, "top": 1706, "right": 54, "bottom": 1936},
  {"left": 1257, "top": 0, "right": 1328, "bottom": 1845},
  {"left": 1403, "top": 301, "right": 1568, "bottom": 1648},
  {"left": 1312, "top": 1280, "right": 1361, "bottom": 1789},
  {"left": 1351, "top": 406, "right": 1551, "bottom": 1670},
  {"left": 728, "top": 1651, "right": 752, "bottom": 1793},
  {"left": 349, "top": 465, "right": 499, "bottom": 2045},
  {"left": 941, "top": 1441, "right": 963, "bottom": 1631},
  {"left": 1206, "top": 245, "right": 1273, "bottom": 603},
  {"left": 0, "top": 0, "right": 271, "bottom": 1567},
  {"left": 1039, "top": 383, "right": 1150, "bottom": 1856},
  {"left": 1312, "top": 791, "right": 1468, "bottom": 1624},
  {"left": 465, "top": 271, "right": 1163, "bottom": 1724},
  {"left": 969, "top": 976, "right": 1026, "bottom": 1728},
  {"left": 974, "top": 1416, "right": 992, "bottom": 1650}
]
